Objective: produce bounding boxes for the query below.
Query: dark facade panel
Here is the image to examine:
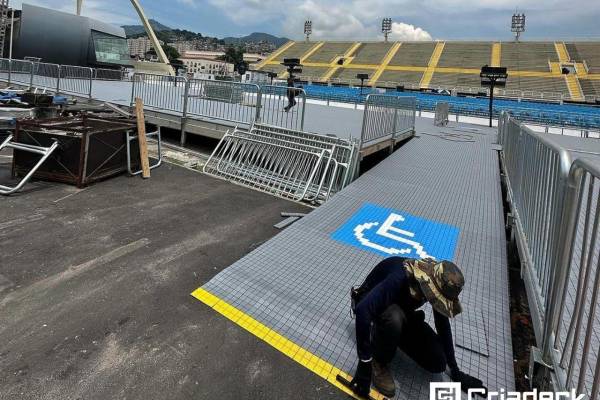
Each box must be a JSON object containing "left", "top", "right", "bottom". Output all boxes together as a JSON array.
[{"left": 13, "top": 3, "right": 129, "bottom": 68}]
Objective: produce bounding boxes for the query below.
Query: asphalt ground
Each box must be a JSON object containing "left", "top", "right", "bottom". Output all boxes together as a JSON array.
[{"left": 0, "top": 158, "right": 345, "bottom": 400}]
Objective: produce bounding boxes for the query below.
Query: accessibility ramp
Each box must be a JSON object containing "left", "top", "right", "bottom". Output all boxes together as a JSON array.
[{"left": 192, "top": 122, "right": 514, "bottom": 399}]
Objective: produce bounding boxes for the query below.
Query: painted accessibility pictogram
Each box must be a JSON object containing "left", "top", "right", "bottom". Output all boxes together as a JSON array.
[{"left": 331, "top": 203, "right": 460, "bottom": 260}]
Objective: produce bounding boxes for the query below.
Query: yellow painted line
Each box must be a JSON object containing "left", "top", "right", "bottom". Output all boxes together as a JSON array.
[
  {"left": 321, "top": 42, "right": 363, "bottom": 81},
  {"left": 386, "top": 65, "right": 427, "bottom": 72},
  {"left": 554, "top": 42, "right": 570, "bottom": 63},
  {"left": 434, "top": 67, "right": 480, "bottom": 74},
  {"left": 491, "top": 43, "right": 501, "bottom": 67},
  {"left": 300, "top": 42, "right": 325, "bottom": 64},
  {"left": 191, "top": 287, "right": 386, "bottom": 400},
  {"left": 368, "top": 42, "right": 402, "bottom": 86},
  {"left": 420, "top": 41, "right": 445, "bottom": 88},
  {"left": 255, "top": 41, "right": 296, "bottom": 70},
  {"left": 584, "top": 74, "right": 600, "bottom": 80}
]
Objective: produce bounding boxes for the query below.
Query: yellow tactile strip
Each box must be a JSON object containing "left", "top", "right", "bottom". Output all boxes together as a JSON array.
[{"left": 191, "top": 287, "right": 386, "bottom": 400}]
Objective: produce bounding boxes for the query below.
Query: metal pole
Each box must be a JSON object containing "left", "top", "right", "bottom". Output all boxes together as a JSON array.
[
  {"left": 9, "top": 8, "right": 14, "bottom": 60},
  {"left": 180, "top": 78, "right": 189, "bottom": 146},
  {"left": 88, "top": 67, "right": 93, "bottom": 99},
  {"left": 489, "top": 81, "right": 495, "bottom": 128}
]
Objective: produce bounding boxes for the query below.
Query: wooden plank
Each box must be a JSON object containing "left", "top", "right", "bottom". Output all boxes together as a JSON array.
[{"left": 135, "top": 97, "right": 151, "bottom": 178}]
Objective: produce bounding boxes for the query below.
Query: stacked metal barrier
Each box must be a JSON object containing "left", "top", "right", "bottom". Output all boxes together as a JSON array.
[
  {"left": 203, "top": 123, "right": 358, "bottom": 204},
  {"left": 360, "top": 94, "right": 416, "bottom": 150},
  {"left": 499, "top": 112, "right": 600, "bottom": 398}
]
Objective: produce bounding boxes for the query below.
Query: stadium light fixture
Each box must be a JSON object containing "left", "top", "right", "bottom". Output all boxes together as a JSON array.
[
  {"left": 511, "top": 13, "right": 525, "bottom": 42},
  {"left": 356, "top": 73, "right": 369, "bottom": 95},
  {"left": 304, "top": 20, "right": 312, "bottom": 42},
  {"left": 480, "top": 65, "right": 508, "bottom": 127},
  {"left": 382, "top": 18, "right": 392, "bottom": 42}
]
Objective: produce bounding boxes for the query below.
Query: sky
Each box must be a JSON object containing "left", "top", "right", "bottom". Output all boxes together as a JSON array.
[{"left": 10, "top": 0, "right": 600, "bottom": 41}]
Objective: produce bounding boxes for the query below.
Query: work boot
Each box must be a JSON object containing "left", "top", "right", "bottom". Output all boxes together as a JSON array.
[{"left": 372, "top": 359, "right": 396, "bottom": 397}]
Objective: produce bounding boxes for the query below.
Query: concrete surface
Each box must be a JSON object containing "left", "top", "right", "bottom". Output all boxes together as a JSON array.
[{"left": 0, "top": 158, "right": 346, "bottom": 400}]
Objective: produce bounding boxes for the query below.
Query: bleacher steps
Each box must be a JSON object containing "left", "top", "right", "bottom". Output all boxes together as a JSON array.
[
  {"left": 554, "top": 42, "right": 571, "bottom": 63},
  {"left": 320, "top": 42, "right": 362, "bottom": 82},
  {"left": 256, "top": 41, "right": 296, "bottom": 69},
  {"left": 565, "top": 75, "right": 585, "bottom": 101},
  {"left": 420, "top": 41, "right": 445, "bottom": 88},
  {"left": 368, "top": 42, "right": 402, "bottom": 86}
]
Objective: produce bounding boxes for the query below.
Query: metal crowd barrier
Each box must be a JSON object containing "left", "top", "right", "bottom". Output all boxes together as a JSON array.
[
  {"left": 499, "top": 112, "right": 572, "bottom": 338},
  {"left": 131, "top": 73, "right": 187, "bottom": 113},
  {"left": 537, "top": 157, "right": 600, "bottom": 398},
  {"left": 204, "top": 124, "right": 357, "bottom": 204},
  {"left": 32, "top": 62, "right": 60, "bottom": 92},
  {"left": 434, "top": 102, "right": 449, "bottom": 127},
  {"left": 360, "top": 94, "right": 416, "bottom": 151},
  {"left": 186, "top": 78, "right": 260, "bottom": 126},
  {"left": 256, "top": 85, "right": 306, "bottom": 131},
  {"left": 94, "top": 68, "right": 125, "bottom": 81},
  {"left": 58, "top": 65, "right": 93, "bottom": 98},
  {"left": 500, "top": 112, "right": 600, "bottom": 398}
]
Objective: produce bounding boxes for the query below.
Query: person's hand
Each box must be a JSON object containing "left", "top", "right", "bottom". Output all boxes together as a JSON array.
[
  {"left": 451, "top": 370, "right": 487, "bottom": 396},
  {"left": 350, "top": 360, "right": 372, "bottom": 397}
]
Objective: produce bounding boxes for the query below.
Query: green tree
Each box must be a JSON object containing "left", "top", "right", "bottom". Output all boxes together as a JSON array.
[
  {"left": 218, "top": 45, "right": 245, "bottom": 69},
  {"left": 162, "top": 45, "right": 181, "bottom": 62}
]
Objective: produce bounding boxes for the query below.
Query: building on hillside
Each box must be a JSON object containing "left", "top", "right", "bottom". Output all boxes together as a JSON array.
[
  {"left": 128, "top": 36, "right": 165, "bottom": 59},
  {"left": 179, "top": 54, "right": 234, "bottom": 78},
  {"left": 6, "top": 3, "right": 130, "bottom": 68},
  {"left": 181, "top": 50, "right": 263, "bottom": 65}
]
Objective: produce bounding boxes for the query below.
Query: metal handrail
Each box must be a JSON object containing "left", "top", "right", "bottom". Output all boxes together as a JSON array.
[{"left": 360, "top": 94, "right": 416, "bottom": 150}]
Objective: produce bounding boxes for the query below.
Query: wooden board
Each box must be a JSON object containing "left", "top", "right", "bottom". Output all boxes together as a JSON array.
[{"left": 135, "top": 97, "right": 151, "bottom": 178}]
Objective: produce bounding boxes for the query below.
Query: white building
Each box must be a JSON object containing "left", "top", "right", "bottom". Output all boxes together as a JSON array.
[
  {"left": 181, "top": 50, "right": 263, "bottom": 64},
  {"left": 180, "top": 55, "right": 234, "bottom": 78},
  {"left": 127, "top": 36, "right": 164, "bottom": 59}
]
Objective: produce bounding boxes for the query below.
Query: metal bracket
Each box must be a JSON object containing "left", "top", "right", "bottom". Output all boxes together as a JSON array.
[
  {"left": 0, "top": 134, "right": 59, "bottom": 195},
  {"left": 529, "top": 346, "right": 554, "bottom": 391},
  {"left": 126, "top": 128, "right": 162, "bottom": 176}
]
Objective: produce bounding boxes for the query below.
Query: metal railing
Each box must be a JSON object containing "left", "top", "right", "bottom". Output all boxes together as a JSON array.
[
  {"left": 499, "top": 112, "right": 572, "bottom": 339},
  {"left": 541, "top": 158, "right": 600, "bottom": 398},
  {"left": 360, "top": 94, "right": 416, "bottom": 150},
  {"left": 131, "top": 73, "right": 187, "bottom": 113},
  {"left": 256, "top": 85, "right": 306, "bottom": 131},
  {"left": 94, "top": 68, "right": 125, "bottom": 81},
  {"left": 58, "top": 65, "right": 93, "bottom": 98},
  {"left": 186, "top": 78, "right": 260, "bottom": 126},
  {"left": 500, "top": 112, "right": 600, "bottom": 398},
  {"left": 32, "top": 62, "right": 60, "bottom": 92}
]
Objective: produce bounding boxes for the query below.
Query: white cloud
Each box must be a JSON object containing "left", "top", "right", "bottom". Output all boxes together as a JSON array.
[
  {"left": 176, "top": 0, "right": 197, "bottom": 7},
  {"left": 390, "top": 22, "right": 432, "bottom": 41}
]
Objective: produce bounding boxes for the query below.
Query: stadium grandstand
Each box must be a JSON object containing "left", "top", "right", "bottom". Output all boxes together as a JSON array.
[{"left": 255, "top": 40, "right": 600, "bottom": 102}]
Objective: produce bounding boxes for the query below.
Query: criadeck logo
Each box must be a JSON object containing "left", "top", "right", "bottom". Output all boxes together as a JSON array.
[
  {"left": 431, "top": 382, "right": 461, "bottom": 400},
  {"left": 429, "top": 382, "right": 586, "bottom": 400}
]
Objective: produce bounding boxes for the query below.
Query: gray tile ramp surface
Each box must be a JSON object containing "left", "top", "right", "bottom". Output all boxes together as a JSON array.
[{"left": 197, "top": 122, "right": 515, "bottom": 398}]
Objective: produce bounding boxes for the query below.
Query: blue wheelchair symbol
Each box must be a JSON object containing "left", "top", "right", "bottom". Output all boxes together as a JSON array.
[{"left": 331, "top": 203, "right": 460, "bottom": 260}]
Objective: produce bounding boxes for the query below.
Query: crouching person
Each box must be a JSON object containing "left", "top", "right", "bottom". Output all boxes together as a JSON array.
[{"left": 350, "top": 257, "right": 487, "bottom": 398}]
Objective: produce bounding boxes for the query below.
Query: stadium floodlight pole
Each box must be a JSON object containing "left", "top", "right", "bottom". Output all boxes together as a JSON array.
[
  {"left": 511, "top": 13, "right": 526, "bottom": 42},
  {"left": 382, "top": 18, "right": 392, "bottom": 42},
  {"left": 480, "top": 66, "right": 508, "bottom": 127},
  {"left": 304, "top": 20, "right": 312, "bottom": 42}
]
